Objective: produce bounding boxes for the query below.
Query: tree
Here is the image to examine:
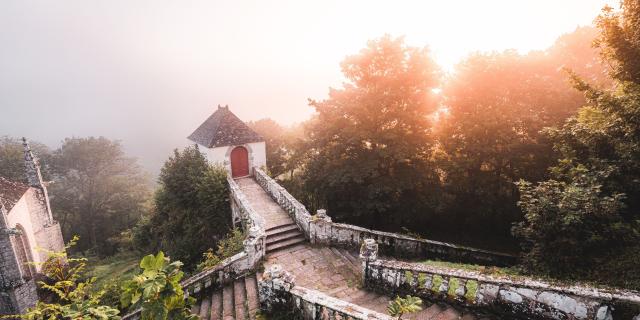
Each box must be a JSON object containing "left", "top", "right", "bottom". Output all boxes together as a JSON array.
[
  {"left": 302, "top": 35, "right": 442, "bottom": 229},
  {"left": 145, "top": 145, "right": 231, "bottom": 268},
  {"left": 436, "top": 26, "right": 608, "bottom": 243},
  {"left": 514, "top": 0, "right": 640, "bottom": 286},
  {"left": 0, "top": 136, "right": 51, "bottom": 182},
  {"left": 49, "top": 137, "right": 151, "bottom": 255},
  {"left": 247, "top": 119, "right": 289, "bottom": 177}
]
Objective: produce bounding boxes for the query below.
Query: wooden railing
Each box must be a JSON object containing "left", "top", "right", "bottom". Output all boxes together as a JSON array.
[{"left": 363, "top": 258, "right": 640, "bottom": 319}]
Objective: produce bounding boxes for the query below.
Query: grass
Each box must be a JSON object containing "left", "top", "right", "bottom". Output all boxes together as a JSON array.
[
  {"left": 421, "top": 259, "right": 522, "bottom": 277},
  {"left": 84, "top": 251, "right": 141, "bottom": 289}
]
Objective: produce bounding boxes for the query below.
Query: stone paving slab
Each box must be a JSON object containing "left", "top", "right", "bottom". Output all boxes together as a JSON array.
[
  {"left": 264, "top": 243, "right": 485, "bottom": 319},
  {"left": 236, "top": 177, "right": 295, "bottom": 230}
]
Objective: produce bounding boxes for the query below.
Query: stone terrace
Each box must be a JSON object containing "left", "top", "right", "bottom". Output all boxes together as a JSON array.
[{"left": 237, "top": 177, "right": 491, "bottom": 320}]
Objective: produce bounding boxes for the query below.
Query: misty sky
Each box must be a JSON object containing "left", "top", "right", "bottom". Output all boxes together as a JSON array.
[{"left": 0, "top": 0, "right": 617, "bottom": 174}]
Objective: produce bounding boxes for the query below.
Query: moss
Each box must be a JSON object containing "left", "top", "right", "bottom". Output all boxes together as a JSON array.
[
  {"left": 465, "top": 280, "right": 478, "bottom": 302},
  {"left": 421, "top": 259, "right": 522, "bottom": 277},
  {"left": 431, "top": 275, "right": 443, "bottom": 292},
  {"left": 417, "top": 273, "right": 427, "bottom": 288},
  {"left": 447, "top": 278, "right": 458, "bottom": 296}
]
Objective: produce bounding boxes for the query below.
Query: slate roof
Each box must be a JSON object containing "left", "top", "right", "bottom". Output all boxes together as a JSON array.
[
  {"left": 0, "top": 177, "right": 29, "bottom": 212},
  {"left": 188, "top": 105, "right": 264, "bottom": 148}
]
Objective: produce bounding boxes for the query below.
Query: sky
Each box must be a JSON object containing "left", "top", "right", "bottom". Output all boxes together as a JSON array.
[{"left": 0, "top": 0, "right": 618, "bottom": 174}]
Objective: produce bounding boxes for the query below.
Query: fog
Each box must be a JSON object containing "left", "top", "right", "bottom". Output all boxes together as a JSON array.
[{"left": 0, "top": 0, "right": 615, "bottom": 175}]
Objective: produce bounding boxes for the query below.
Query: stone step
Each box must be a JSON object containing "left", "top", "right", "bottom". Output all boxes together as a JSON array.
[
  {"left": 245, "top": 274, "right": 260, "bottom": 319},
  {"left": 330, "top": 247, "right": 359, "bottom": 273},
  {"left": 222, "top": 284, "right": 235, "bottom": 320},
  {"left": 265, "top": 223, "right": 299, "bottom": 236},
  {"left": 266, "top": 229, "right": 304, "bottom": 245},
  {"left": 340, "top": 248, "right": 361, "bottom": 267},
  {"left": 210, "top": 290, "right": 223, "bottom": 320},
  {"left": 233, "top": 278, "right": 246, "bottom": 320},
  {"left": 266, "top": 235, "right": 306, "bottom": 253}
]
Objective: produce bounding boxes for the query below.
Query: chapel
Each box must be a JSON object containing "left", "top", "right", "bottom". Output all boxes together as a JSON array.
[
  {"left": 188, "top": 105, "right": 266, "bottom": 177},
  {"left": 0, "top": 139, "right": 65, "bottom": 315}
]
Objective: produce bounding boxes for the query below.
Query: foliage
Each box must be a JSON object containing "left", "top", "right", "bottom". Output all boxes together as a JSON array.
[
  {"left": 144, "top": 145, "right": 232, "bottom": 268},
  {"left": 302, "top": 35, "right": 442, "bottom": 229},
  {"left": 196, "top": 228, "right": 245, "bottom": 271},
  {"left": 387, "top": 295, "right": 422, "bottom": 319},
  {"left": 120, "top": 252, "right": 197, "bottom": 320},
  {"left": 49, "top": 137, "right": 151, "bottom": 256},
  {"left": 514, "top": 0, "right": 640, "bottom": 288},
  {"left": 0, "top": 136, "right": 52, "bottom": 183},
  {"left": 85, "top": 251, "right": 141, "bottom": 309},
  {"left": 435, "top": 26, "right": 607, "bottom": 240},
  {"left": 3, "top": 236, "right": 121, "bottom": 320},
  {"left": 247, "top": 119, "right": 306, "bottom": 178}
]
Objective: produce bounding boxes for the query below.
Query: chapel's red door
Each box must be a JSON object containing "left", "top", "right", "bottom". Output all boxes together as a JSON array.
[{"left": 230, "top": 146, "right": 249, "bottom": 178}]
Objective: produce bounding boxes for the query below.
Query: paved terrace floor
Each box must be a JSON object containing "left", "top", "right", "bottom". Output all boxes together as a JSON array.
[{"left": 236, "top": 177, "right": 494, "bottom": 320}]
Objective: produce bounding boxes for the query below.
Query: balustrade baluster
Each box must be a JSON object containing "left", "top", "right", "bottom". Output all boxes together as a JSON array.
[
  {"left": 410, "top": 271, "right": 419, "bottom": 290},
  {"left": 455, "top": 278, "right": 467, "bottom": 298},
  {"left": 438, "top": 276, "right": 449, "bottom": 295}
]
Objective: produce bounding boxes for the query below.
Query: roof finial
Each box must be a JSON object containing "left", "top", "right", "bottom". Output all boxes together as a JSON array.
[
  {"left": 225, "top": 104, "right": 229, "bottom": 110},
  {"left": 22, "top": 137, "right": 54, "bottom": 223}
]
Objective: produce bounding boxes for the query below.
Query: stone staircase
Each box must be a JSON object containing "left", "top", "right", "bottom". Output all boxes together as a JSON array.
[
  {"left": 191, "top": 273, "right": 260, "bottom": 320},
  {"left": 265, "top": 223, "right": 306, "bottom": 254}
]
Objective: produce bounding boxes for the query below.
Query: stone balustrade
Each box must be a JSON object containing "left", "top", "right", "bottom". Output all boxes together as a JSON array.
[
  {"left": 123, "top": 177, "right": 266, "bottom": 320},
  {"left": 361, "top": 245, "right": 640, "bottom": 320},
  {"left": 253, "top": 167, "right": 517, "bottom": 267},
  {"left": 259, "top": 264, "right": 392, "bottom": 320},
  {"left": 254, "top": 168, "right": 312, "bottom": 236}
]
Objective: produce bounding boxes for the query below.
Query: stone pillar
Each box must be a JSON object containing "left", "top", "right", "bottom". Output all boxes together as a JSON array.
[
  {"left": 244, "top": 226, "right": 265, "bottom": 268},
  {"left": 359, "top": 238, "right": 378, "bottom": 286},
  {"left": 310, "top": 209, "right": 332, "bottom": 245},
  {"left": 258, "top": 264, "right": 295, "bottom": 314}
]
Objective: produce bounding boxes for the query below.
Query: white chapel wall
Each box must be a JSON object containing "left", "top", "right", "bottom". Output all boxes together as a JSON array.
[{"left": 202, "top": 141, "right": 267, "bottom": 174}]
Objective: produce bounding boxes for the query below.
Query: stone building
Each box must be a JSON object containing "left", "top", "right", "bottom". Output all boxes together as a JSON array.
[
  {"left": 0, "top": 139, "right": 65, "bottom": 315},
  {"left": 188, "top": 105, "right": 266, "bottom": 178}
]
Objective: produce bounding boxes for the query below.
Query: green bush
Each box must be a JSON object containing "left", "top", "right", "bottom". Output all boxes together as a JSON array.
[{"left": 196, "top": 228, "right": 245, "bottom": 271}]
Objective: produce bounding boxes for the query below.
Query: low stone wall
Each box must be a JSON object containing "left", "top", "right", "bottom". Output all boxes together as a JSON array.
[
  {"left": 259, "top": 264, "right": 392, "bottom": 320},
  {"left": 362, "top": 257, "right": 640, "bottom": 319},
  {"left": 254, "top": 168, "right": 312, "bottom": 235},
  {"left": 254, "top": 168, "right": 517, "bottom": 267}
]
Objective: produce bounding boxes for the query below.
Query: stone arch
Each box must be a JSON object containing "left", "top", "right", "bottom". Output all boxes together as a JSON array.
[
  {"left": 13, "top": 224, "right": 35, "bottom": 280},
  {"left": 225, "top": 143, "right": 256, "bottom": 176}
]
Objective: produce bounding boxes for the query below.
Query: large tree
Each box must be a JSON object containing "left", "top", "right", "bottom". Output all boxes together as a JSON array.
[
  {"left": 302, "top": 35, "right": 442, "bottom": 229},
  {"left": 436, "top": 26, "right": 608, "bottom": 241},
  {"left": 49, "top": 137, "right": 151, "bottom": 255},
  {"left": 514, "top": 0, "right": 640, "bottom": 288},
  {"left": 146, "top": 145, "right": 231, "bottom": 268}
]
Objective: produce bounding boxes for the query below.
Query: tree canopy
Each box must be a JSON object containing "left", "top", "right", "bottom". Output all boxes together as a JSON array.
[
  {"left": 302, "top": 35, "right": 442, "bottom": 229},
  {"left": 514, "top": 0, "right": 640, "bottom": 288},
  {"left": 142, "top": 145, "right": 231, "bottom": 268},
  {"left": 49, "top": 137, "right": 151, "bottom": 255}
]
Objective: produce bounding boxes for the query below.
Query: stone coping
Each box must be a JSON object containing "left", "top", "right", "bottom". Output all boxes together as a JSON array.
[{"left": 370, "top": 259, "right": 640, "bottom": 304}]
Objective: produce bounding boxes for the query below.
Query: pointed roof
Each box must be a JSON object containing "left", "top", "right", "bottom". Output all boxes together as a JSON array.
[
  {"left": 0, "top": 177, "right": 29, "bottom": 212},
  {"left": 188, "top": 105, "right": 264, "bottom": 148}
]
